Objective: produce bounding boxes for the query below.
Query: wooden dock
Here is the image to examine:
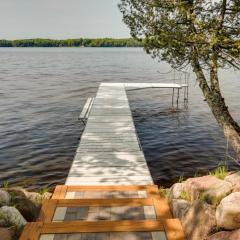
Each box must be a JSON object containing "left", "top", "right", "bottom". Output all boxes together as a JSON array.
[
  {"left": 66, "top": 83, "right": 154, "bottom": 186},
  {"left": 20, "top": 83, "right": 186, "bottom": 240}
]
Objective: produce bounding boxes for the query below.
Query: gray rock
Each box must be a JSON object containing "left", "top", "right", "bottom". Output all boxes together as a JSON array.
[
  {"left": 203, "top": 181, "right": 232, "bottom": 205},
  {"left": 169, "top": 183, "right": 185, "bottom": 200},
  {"left": 0, "top": 190, "right": 11, "bottom": 206},
  {"left": 0, "top": 228, "right": 14, "bottom": 240},
  {"left": 207, "top": 229, "right": 240, "bottom": 240},
  {"left": 170, "top": 199, "right": 190, "bottom": 219},
  {"left": 182, "top": 200, "right": 216, "bottom": 240},
  {"left": 7, "top": 187, "right": 41, "bottom": 221},
  {"left": 0, "top": 206, "right": 26, "bottom": 229},
  {"left": 216, "top": 192, "right": 240, "bottom": 230},
  {"left": 185, "top": 175, "right": 232, "bottom": 204},
  {"left": 225, "top": 171, "right": 240, "bottom": 187},
  {"left": 233, "top": 185, "right": 240, "bottom": 192}
]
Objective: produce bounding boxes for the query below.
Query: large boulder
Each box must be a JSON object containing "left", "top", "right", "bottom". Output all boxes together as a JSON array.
[
  {"left": 185, "top": 175, "right": 232, "bottom": 204},
  {"left": 207, "top": 229, "right": 240, "bottom": 240},
  {"left": 182, "top": 200, "right": 216, "bottom": 240},
  {"left": 0, "top": 228, "right": 14, "bottom": 240},
  {"left": 216, "top": 192, "right": 240, "bottom": 230},
  {"left": 7, "top": 187, "right": 42, "bottom": 205},
  {"left": 233, "top": 185, "right": 240, "bottom": 193},
  {"left": 0, "top": 190, "right": 11, "bottom": 206},
  {"left": 170, "top": 199, "right": 190, "bottom": 220},
  {"left": 6, "top": 187, "right": 41, "bottom": 221},
  {"left": 0, "top": 206, "right": 26, "bottom": 229},
  {"left": 169, "top": 183, "right": 186, "bottom": 200},
  {"left": 225, "top": 171, "right": 240, "bottom": 188}
]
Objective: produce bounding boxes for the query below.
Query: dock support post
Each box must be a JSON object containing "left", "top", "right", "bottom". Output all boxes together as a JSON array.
[
  {"left": 172, "top": 88, "right": 175, "bottom": 107},
  {"left": 176, "top": 88, "right": 180, "bottom": 109}
]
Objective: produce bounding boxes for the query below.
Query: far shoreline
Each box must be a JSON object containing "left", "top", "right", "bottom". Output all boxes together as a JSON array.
[{"left": 0, "top": 38, "right": 144, "bottom": 48}]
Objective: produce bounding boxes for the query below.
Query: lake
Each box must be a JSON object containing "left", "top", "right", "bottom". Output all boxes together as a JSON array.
[{"left": 0, "top": 47, "right": 239, "bottom": 190}]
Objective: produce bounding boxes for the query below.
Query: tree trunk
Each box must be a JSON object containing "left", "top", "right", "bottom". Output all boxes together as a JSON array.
[{"left": 191, "top": 50, "right": 240, "bottom": 155}]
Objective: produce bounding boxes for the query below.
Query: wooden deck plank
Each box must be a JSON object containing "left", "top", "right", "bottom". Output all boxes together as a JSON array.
[
  {"left": 65, "top": 185, "right": 152, "bottom": 191},
  {"left": 163, "top": 219, "right": 185, "bottom": 240},
  {"left": 47, "top": 198, "right": 154, "bottom": 207},
  {"left": 38, "top": 200, "right": 58, "bottom": 222},
  {"left": 71, "top": 159, "right": 147, "bottom": 167},
  {"left": 52, "top": 186, "right": 68, "bottom": 200},
  {"left": 68, "top": 167, "right": 151, "bottom": 177},
  {"left": 41, "top": 220, "right": 164, "bottom": 233},
  {"left": 19, "top": 222, "right": 43, "bottom": 240},
  {"left": 65, "top": 180, "right": 153, "bottom": 186},
  {"left": 76, "top": 148, "right": 141, "bottom": 153},
  {"left": 66, "top": 176, "right": 153, "bottom": 182}
]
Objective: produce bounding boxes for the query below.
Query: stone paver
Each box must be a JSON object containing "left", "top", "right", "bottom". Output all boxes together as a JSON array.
[{"left": 56, "top": 206, "right": 156, "bottom": 221}]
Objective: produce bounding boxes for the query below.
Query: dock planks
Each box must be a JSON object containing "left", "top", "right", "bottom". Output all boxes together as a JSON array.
[{"left": 66, "top": 83, "right": 153, "bottom": 186}]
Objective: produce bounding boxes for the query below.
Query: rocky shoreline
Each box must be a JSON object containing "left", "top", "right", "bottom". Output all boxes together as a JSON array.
[
  {"left": 0, "top": 186, "right": 51, "bottom": 240},
  {"left": 166, "top": 170, "right": 240, "bottom": 240},
  {"left": 1, "top": 169, "right": 240, "bottom": 240}
]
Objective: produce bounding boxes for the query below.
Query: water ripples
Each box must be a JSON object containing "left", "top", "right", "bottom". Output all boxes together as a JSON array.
[{"left": 0, "top": 48, "right": 239, "bottom": 190}]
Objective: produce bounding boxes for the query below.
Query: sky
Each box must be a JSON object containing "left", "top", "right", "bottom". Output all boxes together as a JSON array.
[{"left": 0, "top": 0, "right": 130, "bottom": 39}]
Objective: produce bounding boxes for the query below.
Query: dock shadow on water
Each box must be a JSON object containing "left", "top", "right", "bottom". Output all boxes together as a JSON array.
[{"left": 0, "top": 48, "right": 239, "bottom": 189}]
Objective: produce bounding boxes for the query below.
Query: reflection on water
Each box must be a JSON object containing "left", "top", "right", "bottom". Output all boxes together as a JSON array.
[{"left": 0, "top": 48, "right": 239, "bottom": 189}]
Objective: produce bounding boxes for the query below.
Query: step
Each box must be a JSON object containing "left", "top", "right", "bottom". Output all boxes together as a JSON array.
[
  {"left": 20, "top": 219, "right": 184, "bottom": 240},
  {"left": 19, "top": 185, "right": 185, "bottom": 240}
]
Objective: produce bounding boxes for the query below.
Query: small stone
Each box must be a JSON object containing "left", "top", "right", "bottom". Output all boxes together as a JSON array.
[
  {"left": 0, "top": 228, "right": 14, "bottom": 240},
  {"left": 0, "top": 190, "right": 11, "bottom": 206},
  {"left": 216, "top": 192, "right": 240, "bottom": 230},
  {"left": 170, "top": 199, "right": 190, "bottom": 219},
  {"left": 169, "top": 183, "right": 185, "bottom": 200},
  {"left": 225, "top": 171, "right": 240, "bottom": 187},
  {"left": 207, "top": 229, "right": 240, "bottom": 240},
  {"left": 182, "top": 200, "right": 216, "bottom": 240},
  {"left": 0, "top": 206, "right": 26, "bottom": 229}
]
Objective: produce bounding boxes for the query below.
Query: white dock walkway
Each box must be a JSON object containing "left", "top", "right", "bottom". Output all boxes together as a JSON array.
[
  {"left": 66, "top": 83, "right": 153, "bottom": 186},
  {"left": 66, "top": 82, "right": 188, "bottom": 186}
]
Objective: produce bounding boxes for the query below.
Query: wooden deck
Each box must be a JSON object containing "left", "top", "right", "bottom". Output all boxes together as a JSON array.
[
  {"left": 66, "top": 83, "right": 153, "bottom": 186},
  {"left": 20, "top": 83, "right": 186, "bottom": 239},
  {"left": 20, "top": 185, "right": 185, "bottom": 240}
]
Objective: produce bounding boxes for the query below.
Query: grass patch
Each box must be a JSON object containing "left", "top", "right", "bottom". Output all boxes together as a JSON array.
[
  {"left": 180, "top": 190, "right": 191, "bottom": 202},
  {"left": 209, "top": 164, "right": 228, "bottom": 180},
  {"left": 38, "top": 186, "right": 50, "bottom": 196},
  {"left": 178, "top": 175, "right": 186, "bottom": 183},
  {"left": 2, "top": 181, "right": 10, "bottom": 189},
  {"left": 159, "top": 187, "right": 170, "bottom": 199}
]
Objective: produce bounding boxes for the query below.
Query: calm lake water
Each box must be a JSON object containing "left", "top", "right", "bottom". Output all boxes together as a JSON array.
[{"left": 0, "top": 48, "right": 239, "bottom": 190}]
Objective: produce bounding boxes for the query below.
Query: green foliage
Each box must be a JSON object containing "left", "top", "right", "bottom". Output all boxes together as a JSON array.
[
  {"left": 38, "top": 186, "right": 50, "bottom": 196},
  {"left": 0, "top": 38, "right": 143, "bottom": 48},
  {"left": 119, "top": 0, "right": 240, "bottom": 156},
  {"left": 119, "top": 0, "right": 240, "bottom": 70},
  {"left": 209, "top": 164, "right": 228, "bottom": 180},
  {"left": 178, "top": 175, "right": 185, "bottom": 183},
  {"left": 2, "top": 181, "right": 10, "bottom": 189},
  {"left": 159, "top": 186, "right": 170, "bottom": 199},
  {"left": 179, "top": 190, "right": 191, "bottom": 202}
]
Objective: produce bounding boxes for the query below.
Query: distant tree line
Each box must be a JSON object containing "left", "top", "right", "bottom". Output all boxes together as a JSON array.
[{"left": 0, "top": 38, "right": 143, "bottom": 47}]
